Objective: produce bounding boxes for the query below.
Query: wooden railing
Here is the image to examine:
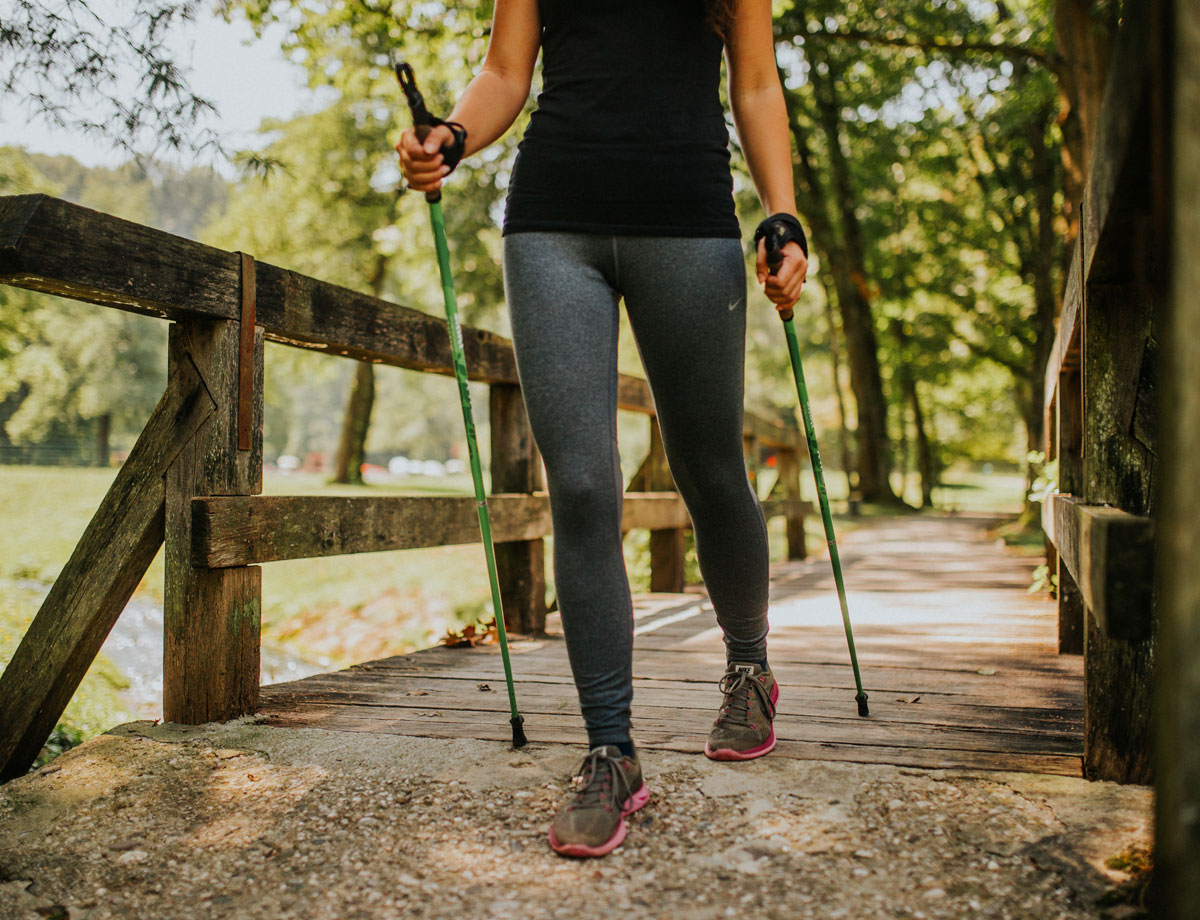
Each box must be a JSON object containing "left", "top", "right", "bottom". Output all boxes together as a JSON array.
[
  {"left": 0, "top": 194, "right": 810, "bottom": 780},
  {"left": 1040, "top": 5, "right": 1165, "bottom": 783}
]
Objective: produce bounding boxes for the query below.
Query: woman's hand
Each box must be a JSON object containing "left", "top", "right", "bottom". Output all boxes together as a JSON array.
[
  {"left": 396, "top": 125, "right": 458, "bottom": 194},
  {"left": 756, "top": 238, "right": 809, "bottom": 314}
]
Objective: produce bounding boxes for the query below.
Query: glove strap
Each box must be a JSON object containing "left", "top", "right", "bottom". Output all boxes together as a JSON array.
[
  {"left": 427, "top": 117, "right": 468, "bottom": 171},
  {"left": 753, "top": 213, "right": 809, "bottom": 264}
]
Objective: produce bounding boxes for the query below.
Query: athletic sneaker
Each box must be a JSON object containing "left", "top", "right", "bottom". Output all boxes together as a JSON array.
[
  {"left": 704, "top": 661, "right": 779, "bottom": 761},
  {"left": 548, "top": 745, "right": 650, "bottom": 858}
]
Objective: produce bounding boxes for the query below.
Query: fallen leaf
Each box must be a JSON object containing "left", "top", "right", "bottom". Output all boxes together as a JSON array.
[
  {"left": 405, "top": 690, "right": 428, "bottom": 697},
  {"left": 477, "top": 683, "right": 492, "bottom": 692},
  {"left": 440, "top": 620, "right": 500, "bottom": 647},
  {"left": 977, "top": 668, "right": 997, "bottom": 676}
]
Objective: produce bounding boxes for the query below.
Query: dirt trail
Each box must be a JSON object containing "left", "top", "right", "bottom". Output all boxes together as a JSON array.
[{"left": 0, "top": 717, "right": 1150, "bottom": 920}]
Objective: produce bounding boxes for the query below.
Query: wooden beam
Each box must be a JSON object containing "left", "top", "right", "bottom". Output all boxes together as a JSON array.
[
  {"left": 742, "top": 411, "right": 805, "bottom": 451},
  {"left": 0, "top": 194, "right": 795, "bottom": 435},
  {"left": 0, "top": 358, "right": 214, "bottom": 781},
  {"left": 194, "top": 492, "right": 694, "bottom": 567},
  {"left": 1044, "top": 240, "right": 1083, "bottom": 408},
  {"left": 1082, "top": 5, "right": 1153, "bottom": 286},
  {"left": 163, "top": 320, "right": 264, "bottom": 724},
  {"left": 760, "top": 497, "right": 814, "bottom": 522},
  {"left": 0, "top": 195, "right": 517, "bottom": 382},
  {"left": 1056, "top": 369, "right": 1084, "bottom": 655},
  {"left": 769, "top": 452, "right": 809, "bottom": 560},
  {"left": 489, "top": 383, "right": 546, "bottom": 634},
  {"left": 1050, "top": 494, "right": 1154, "bottom": 641}
]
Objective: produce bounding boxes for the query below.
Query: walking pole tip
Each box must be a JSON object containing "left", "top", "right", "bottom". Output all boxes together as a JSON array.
[
  {"left": 856, "top": 692, "right": 870, "bottom": 717},
  {"left": 511, "top": 714, "right": 529, "bottom": 749}
]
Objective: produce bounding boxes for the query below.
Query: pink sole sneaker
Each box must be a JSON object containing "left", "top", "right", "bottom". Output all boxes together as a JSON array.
[
  {"left": 547, "top": 785, "right": 651, "bottom": 858},
  {"left": 704, "top": 730, "right": 777, "bottom": 761},
  {"left": 704, "top": 680, "right": 780, "bottom": 762}
]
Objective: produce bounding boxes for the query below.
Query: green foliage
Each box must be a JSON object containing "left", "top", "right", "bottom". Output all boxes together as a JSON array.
[
  {"left": 0, "top": 148, "right": 230, "bottom": 456},
  {"left": 1026, "top": 449, "right": 1059, "bottom": 504},
  {"left": 1029, "top": 562, "right": 1058, "bottom": 595},
  {"left": 763, "top": 0, "right": 1064, "bottom": 482}
]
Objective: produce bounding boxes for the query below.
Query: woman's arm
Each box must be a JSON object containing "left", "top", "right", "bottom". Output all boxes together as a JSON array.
[
  {"left": 725, "top": 0, "right": 809, "bottom": 311},
  {"left": 398, "top": 0, "right": 541, "bottom": 193}
]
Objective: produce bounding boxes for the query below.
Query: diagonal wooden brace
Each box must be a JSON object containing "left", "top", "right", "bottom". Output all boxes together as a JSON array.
[{"left": 0, "top": 359, "right": 215, "bottom": 781}]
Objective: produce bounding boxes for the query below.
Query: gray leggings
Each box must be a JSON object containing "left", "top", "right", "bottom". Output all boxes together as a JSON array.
[{"left": 502, "top": 232, "right": 770, "bottom": 748}]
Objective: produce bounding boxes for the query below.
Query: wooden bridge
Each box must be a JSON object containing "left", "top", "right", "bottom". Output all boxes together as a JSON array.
[
  {"left": 259, "top": 515, "right": 1083, "bottom": 777},
  {"left": 0, "top": 0, "right": 1197, "bottom": 908},
  {"left": 0, "top": 186, "right": 1084, "bottom": 783},
  {"left": 0, "top": 191, "right": 810, "bottom": 782}
]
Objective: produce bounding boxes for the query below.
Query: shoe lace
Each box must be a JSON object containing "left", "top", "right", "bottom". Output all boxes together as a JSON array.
[
  {"left": 715, "top": 669, "right": 776, "bottom": 728},
  {"left": 567, "top": 748, "right": 633, "bottom": 813}
]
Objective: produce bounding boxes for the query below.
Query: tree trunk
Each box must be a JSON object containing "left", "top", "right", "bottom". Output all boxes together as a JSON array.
[
  {"left": 778, "top": 52, "right": 899, "bottom": 505},
  {"left": 889, "top": 320, "right": 934, "bottom": 508},
  {"left": 331, "top": 361, "right": 375, "bottom": 485},
  {"left": 330, "top": 250, "right": 391, "bottom": 485},
  {"left": 807, "top": 56, "right": 899, "bottom": 504},
  {"left": 824, "top": 286, "right": 859, "bottom": 504},
  {"left": 95, "top": 413, "right": 110, "bottom": 467},
  {"left": 908, "top": 380, "right": 934, "bottom": 509}
]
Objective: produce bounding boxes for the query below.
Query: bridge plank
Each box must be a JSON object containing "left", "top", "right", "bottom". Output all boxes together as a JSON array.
[{"left": 258, "top": 706, "right": 1082, "bottom": 777}]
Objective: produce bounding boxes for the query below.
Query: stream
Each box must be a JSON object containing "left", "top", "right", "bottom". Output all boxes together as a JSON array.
[{"left": 23, "top": 581, "right": 328, "bottom": 721}]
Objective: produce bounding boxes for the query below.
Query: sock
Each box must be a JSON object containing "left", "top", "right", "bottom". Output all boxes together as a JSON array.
[
  {"left": 759, "top": 657, "right": 770, "bottom": 672},
  {"left": 614, "top": 740, "right": 636, "bottom": 758}
]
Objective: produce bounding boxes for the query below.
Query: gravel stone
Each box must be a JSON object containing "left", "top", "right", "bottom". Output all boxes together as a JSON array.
[{"left": 0, "top": 719, "right": 1152, "bottom": 920}]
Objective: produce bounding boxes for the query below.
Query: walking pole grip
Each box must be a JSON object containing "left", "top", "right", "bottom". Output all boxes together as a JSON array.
[
  {"left": 764, "top": 235, "right": 794, "bottom": 323},
  {"left": 395, "top": 61, "right": 443, "bottom": 204}
]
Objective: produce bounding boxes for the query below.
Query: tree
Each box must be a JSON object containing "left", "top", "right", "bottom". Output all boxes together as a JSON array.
[
  {"left": 769, "top": 0, "right": 1071, "bottom": 505},
  {"left": 0, "top": 146, "right": 227, "bottom": 461},
  {"left": 0, "top": 0, "right": 218, "bottom": 159},
  {"left": 215, "top": 0, "right": 516, "bottom": 482}
]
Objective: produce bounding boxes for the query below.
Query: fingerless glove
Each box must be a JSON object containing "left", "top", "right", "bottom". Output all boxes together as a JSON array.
[
  {"left": 423, "top": 117, "right": 468, "bottom": 171},
  {"left": 753, "top": 213, "right": 809, "bottom": 261}
]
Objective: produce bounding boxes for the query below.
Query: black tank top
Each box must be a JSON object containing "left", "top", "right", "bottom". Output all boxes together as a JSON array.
[{"left": 502, "top": 0, "right": 740, "bottom": 238}]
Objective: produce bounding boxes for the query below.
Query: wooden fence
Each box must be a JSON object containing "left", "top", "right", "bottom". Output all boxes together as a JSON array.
[
  {"left": 0, "top": 194, "right": 810, "bottom": 780},
  {"left": 1040, "top": 5, "right": 1165, "bottom": 783}
]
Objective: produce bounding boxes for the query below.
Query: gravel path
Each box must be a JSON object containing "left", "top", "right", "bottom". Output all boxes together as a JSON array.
[{"left": 0, "top": 718, "right": 1150, "bottom": 920}]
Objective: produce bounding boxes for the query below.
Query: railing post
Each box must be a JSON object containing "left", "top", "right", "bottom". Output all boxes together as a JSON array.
[
  {"left": 1079, "top": 278, "right": 1156, "bottom": 783},
  {"left": 163, "top": 314, "right": 264, "bottom": 723},
  {"left": 777, "top": 448, "right": 807, "bottom": 561},
  {"left": 743, "top": 430, "right": 760, "bottom": 497},
  {"left": 628, "top": 417, "right": 686, "bottom": 592},
  {"left": 489, "top": 383, "right": 547, "bottom": 633}
]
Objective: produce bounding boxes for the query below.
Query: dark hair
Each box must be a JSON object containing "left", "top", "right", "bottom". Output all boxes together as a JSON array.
[{"left": 703, "top": 0, "right": 738, "bottom": 39}]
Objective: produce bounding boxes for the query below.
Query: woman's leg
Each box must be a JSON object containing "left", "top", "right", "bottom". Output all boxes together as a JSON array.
[
  {"left": 616, "top": 236, "right": 771, "bottom": 665},
  {"left": 502, "top": 232, "right": 635, "bottom": 750}
]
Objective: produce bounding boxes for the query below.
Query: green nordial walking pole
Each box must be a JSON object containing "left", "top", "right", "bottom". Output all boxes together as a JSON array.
[
  {"left": 767, "top": 240, "right": 869, "bottom": 717},
  {"left": 396, "top": 62, "right": 527, "bottom": 747}
]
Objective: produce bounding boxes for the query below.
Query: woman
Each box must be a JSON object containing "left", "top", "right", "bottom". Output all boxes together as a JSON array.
[{"left": 397, "top": 0, "right": 809, "bottom": 858}]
